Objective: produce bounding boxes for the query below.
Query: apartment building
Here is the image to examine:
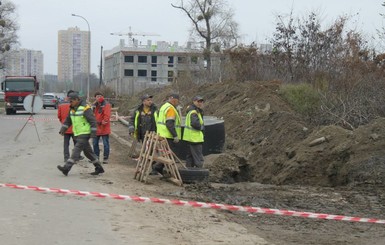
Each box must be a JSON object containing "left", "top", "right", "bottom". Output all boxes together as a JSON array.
[
  {"left": 57, "top": 27, "right": 90, "bottom": 85},
  {"left": 4, "top": 49, "right": 44, "bottom": 82},
  {"left": 104, "top": 40, "right": 210, "bottom": 96}
]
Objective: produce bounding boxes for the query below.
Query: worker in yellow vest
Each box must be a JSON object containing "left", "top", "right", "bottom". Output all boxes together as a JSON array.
[
  {"left": 154, "top": 93, "right": 181, "bottom": 174},
  {"left": 183, "top": 95, "right": 205, "bottom": 168},
  {"left": 57, "top": 92, "right": 105, "bottom": 176},
  {"left": 128, "top": 94, "right": 158, "bottom": 142}
]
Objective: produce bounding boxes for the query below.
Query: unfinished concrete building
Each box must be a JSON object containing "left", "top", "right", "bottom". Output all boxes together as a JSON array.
[{"left": 103, "top": 39, "right": 209, "bottom": 96}]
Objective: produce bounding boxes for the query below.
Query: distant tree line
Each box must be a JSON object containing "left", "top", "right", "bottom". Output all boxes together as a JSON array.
[
  {"left": 172, "top": 1, "right": 385, "bottom": 129},
  {"left": 221, "top": 10, "right": 385, "bottom": 128}
]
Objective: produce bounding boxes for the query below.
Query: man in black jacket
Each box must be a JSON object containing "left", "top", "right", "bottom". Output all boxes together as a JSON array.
[{"left": 128, "top": 94, "right": 158, "bottom": 142}]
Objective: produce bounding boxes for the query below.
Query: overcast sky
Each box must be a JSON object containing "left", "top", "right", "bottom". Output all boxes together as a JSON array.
[{"left": 10, "top": 0, "right": 385, "bottom": 75}]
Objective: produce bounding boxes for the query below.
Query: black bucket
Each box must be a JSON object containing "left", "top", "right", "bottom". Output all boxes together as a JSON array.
[{"left": 174, "top": 116, "right": 225, "bottom": 160}]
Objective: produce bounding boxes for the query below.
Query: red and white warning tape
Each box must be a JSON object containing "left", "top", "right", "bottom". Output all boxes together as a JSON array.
[
  {"left": 1, "top": 116, "right": 57, "bottom": 121},
  {"left": 1, "top": 183, "right": 384, "bottom": 224}
]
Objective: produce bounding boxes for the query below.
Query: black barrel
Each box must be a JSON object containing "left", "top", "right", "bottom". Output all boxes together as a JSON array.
[{"left": 174, "top": 116, "right": 225, "bottom": 160}]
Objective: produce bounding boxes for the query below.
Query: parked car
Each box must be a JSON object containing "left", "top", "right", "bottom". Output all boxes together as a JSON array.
[{"left": 42, "top": 93, "right": 58, "bottom": 109}]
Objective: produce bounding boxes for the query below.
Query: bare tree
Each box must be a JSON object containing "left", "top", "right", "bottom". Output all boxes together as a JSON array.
[
  {"left": 0, "top": 0, "right": 19, "bottom": 70},
  {"left": 171, "top": 0, "right": 239, "bottom": 71}
]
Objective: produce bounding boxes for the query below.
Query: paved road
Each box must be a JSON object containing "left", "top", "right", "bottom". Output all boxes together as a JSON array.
[{"left": 0, "top": 109, "right": 127, "bottom": 245}]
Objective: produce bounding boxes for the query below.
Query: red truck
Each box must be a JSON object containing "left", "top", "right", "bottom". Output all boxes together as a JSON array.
[{"left": 1, "top": 76, "right": 39, "bottom": 115}]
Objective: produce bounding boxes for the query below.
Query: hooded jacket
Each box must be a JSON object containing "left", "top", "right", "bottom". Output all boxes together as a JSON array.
[{"left": 93, "top": 99, "right": 111, "bottom": 136}]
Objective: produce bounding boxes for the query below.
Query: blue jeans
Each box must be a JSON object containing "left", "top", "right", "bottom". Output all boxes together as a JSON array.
[{"left": 92, "top": 135, "right": 110, "bottom": 160}]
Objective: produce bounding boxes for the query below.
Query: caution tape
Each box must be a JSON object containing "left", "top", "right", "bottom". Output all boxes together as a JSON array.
[
  {"left": 1, "top": 183, "right": 384, "bottom": 225},
  {"left": 1, "top": 116, "right": 58, "bottom": 121}
]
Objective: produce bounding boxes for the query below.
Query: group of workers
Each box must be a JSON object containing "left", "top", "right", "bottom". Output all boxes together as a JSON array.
[
  {"left": 56, "top": 90, "right": 205, "bottom": 177},
  {"left": 129, "top": 93, "right": 205, "bottom": 175}
]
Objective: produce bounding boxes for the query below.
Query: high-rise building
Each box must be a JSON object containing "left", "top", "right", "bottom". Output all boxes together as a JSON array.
[
  {"left": 57, "top": 27, "right": 90, "bottom": 87},
  {"left": 4, "top": 49, "right": 44, "bottom": 82}
]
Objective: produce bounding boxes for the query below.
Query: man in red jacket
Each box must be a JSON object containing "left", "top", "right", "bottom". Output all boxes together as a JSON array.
[
  {"left": 92, "top": 91, "right": 111, "bottom": 164},
  {"left": 58, "top": 90, "right": 84, "bottom": 162}
]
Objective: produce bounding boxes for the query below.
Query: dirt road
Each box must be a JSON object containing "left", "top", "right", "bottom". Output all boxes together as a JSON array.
[{"left": 111, "top": 120, "right": 385, "bottom": 245}]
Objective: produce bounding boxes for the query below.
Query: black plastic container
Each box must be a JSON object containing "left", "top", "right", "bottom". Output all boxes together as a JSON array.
[{"left": 174, "top": 116, "right": 225, "bottom": 160}]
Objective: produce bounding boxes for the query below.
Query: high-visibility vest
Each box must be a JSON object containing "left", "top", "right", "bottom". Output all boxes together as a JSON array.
[
  {"left": 183, "top": 109, "right": 204, "bottom": 143},
  {"left": 70, "top": 105, "right": 91, "bottom": 136},
  {"left": 156, "top": 102, "right": 181, "bottom": 139},
  {"left": 133, "top": 109, "right": 158, "bottom": 139}
]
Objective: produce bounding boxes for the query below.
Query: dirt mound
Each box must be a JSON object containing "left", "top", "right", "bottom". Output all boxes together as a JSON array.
[{"left": 119, "top": 80, "right": 385, "bottom": 187}]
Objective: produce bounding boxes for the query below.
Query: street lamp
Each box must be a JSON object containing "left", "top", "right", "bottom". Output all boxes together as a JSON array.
[
  {"left": 71, "top": 13, "right": 90, "bottom": 101},
  {"left": 61, "top": 40, "right": 76, "bottom": 90}
]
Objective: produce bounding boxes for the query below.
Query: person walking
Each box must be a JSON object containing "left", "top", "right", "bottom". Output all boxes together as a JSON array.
[
  {"left": 92, "top": 91, "right": 111, "bottom": 164},
  {"left": 183, "top": 95, "right": 205, "bottom": 168},
  {"left": 57, "top": 92, "right": 105, "bottom": 176},
  {"left": 57, "top": 90, "right": 75, "bottom": 162},
  {"left": 155, "top": 93, "right": 181, "bottom": 174},
  {"left": 128, "top": 94, "right": 158, "bottom": 142}
]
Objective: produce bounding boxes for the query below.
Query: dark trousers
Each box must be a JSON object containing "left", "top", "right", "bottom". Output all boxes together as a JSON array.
[
  {"left": 167, "top": 138, "right": 178, "bottom": 154},
  {"left": 68, "top": 135, "right": 98, "bottom": 165},
  {"left": 186, "top": 143, "right": 204, "bottom": 168},
  {"left": 63, "top": 134, "right": 75, "bottom": 161},
  {"left": 92, "top": 135, "right": 110, "bottom": 160},
  {"left": 153, "top": 138, "right": 178, "bottom": 173}
]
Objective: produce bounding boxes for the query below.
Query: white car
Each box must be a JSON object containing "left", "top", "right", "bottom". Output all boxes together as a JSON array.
[{"left": 42, "top": 93, "right": 59, "bottom": 109}]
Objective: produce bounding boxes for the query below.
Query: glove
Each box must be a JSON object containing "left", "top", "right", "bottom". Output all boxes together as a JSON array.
[
  {"left": 173, "top": 137, "right": 179, "bottom": 143},
  {"left": 90, "top": 131, "right": 97, "bottom": 138},
  {"left": 59, "top": 127, "right": 66, "bottom": 136},
  {"left": 200, "top": 125, "right": 205, "bottom": 131},
  {"left": 128, "top": 126, "right": 134, "bottom": 135}
]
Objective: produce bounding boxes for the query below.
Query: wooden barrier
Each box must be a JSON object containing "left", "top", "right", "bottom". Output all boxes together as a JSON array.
[{"left": 134, "top": 131, "right": 183, "bottom": 186}]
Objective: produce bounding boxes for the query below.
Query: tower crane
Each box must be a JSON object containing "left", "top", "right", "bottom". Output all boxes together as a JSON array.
[{"left": 110, "top": 26, "right": 160, "bottom": 46}]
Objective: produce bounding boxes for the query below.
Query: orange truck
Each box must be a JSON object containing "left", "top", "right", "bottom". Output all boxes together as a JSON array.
[{"left": 1, "top": 76, "right": 39, "bottom": 115}]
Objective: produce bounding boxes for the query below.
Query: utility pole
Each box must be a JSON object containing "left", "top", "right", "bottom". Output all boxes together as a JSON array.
[{"left": 99, "top": 46, "right": 103, "bottom": 88}]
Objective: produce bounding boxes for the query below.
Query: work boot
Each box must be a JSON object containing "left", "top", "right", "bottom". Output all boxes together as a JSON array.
[
  {"left": 149, "top": 169, "right": 159, "bottom": 175},
  {"left": 57, "top": 162, "right": 73, "bottom": 176},
  {"left": 103, "top": 158, "right": 109, "bottom": 164},
  {"left": 90, "top": 162, "right": 105, "bottom": 175},
  {"left": 57, "top": 165, "right": 71, "bottom": 176}
]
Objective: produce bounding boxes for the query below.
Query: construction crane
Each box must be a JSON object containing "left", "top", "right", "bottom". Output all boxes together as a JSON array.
[{"left": 110, "top": 26, "right": 160, "bottom": 46}]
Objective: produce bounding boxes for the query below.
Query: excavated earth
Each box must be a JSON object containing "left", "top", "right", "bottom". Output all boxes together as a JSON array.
[{"left": 111, "top": 80, "right": 385, "bottom": 245}]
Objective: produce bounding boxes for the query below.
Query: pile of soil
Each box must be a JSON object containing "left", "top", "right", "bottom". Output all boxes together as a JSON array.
[
  {"left": 113, "top": 80, "right": 385, "bottom": 244},
  {"left": 118, "top": 80, "right": 385, "bottom": 188}
]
